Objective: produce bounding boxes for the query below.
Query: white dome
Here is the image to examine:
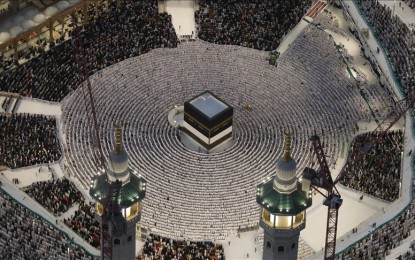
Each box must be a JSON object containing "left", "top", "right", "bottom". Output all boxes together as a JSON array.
[
  {"left": 55, "top": 1, "right": 69, "bottom": 10},
  {"left": 1, "top": 20, "right": 12, "bottom": 31},
  {"left": 108, "top": 150, "right": 129, "bottom": 174},
  {"left": 0, "top": 32, "right": 11, "bottom": 43},
  {"left": 24, "top": 8, "right": 38, "bottom": 18},
  {"left": 9, "top": 26, "right": 23, "bottom": 36},
  {"left": 273, "top": 157, "right": 298, "bottom": 193},
  {"left": 13, "top": 15, "right": 25, "bottom": 25},
  {"left": 44, "top": 6, "right": 58, "bottom": 17},
  {"left": 33, "top": 13, "right": 46, "bottom": 23},
  {"left": 275, "top": 157, "right": 297, "bottom": 181},
  {"left": 22, "top": 19, "right": 35, "bottom": 29}
]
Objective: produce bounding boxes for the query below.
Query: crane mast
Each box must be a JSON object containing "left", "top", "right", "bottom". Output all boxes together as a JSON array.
[
  {"left": 71, "top": 13, "right": 122, "bottom": 260},
  {"left": 309, "top": 93, "right": 414, "bottom": 259},
  {"left": 71, "top": 14, "right": 106, "bottom": 169}
]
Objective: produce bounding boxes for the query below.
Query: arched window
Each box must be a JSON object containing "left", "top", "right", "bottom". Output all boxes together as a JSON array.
[
  {"left": 114, "top": 239, "right": 120, "bottom": 245},
  {"left": 278, "top": 246, "right": 284, "bottom": 252},
  {"left": 266, "top": 241, "right": 271, "bottom": 248},
  {"left": 291, "top": 243, "right": 295, "bottom": 249},
  {"left": 127, "top": 235, "right": 132, "bottom": 242}
]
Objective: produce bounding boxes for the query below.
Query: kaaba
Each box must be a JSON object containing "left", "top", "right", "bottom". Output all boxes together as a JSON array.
[{"left": 183, "top": 91, "right": 233, "bottom": 150}]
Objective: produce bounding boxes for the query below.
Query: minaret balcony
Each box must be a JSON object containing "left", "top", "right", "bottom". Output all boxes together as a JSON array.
[
  {"left": 94, "top": 201, "right": 142, "bottom": 222},
  {"left": 260, "top": 208, "right": 306, "bottom": 230}
]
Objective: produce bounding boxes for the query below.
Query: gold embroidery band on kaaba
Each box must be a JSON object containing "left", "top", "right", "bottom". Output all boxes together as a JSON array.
[
  {"left": 184, "top": 112, "right": 233, "bottom": 131},
  {"left": 181, "top": 127, "right": 233, "bottom": 149}
]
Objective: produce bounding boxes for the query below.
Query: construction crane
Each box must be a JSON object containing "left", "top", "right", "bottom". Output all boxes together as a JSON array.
[
  {"left": 70, "top": 13, "right": 106, "bottom": 170},
  {"left": 306, "top": 93, "right": 414, "bottom": 259},
  {"left": 70, "top": 13, "right": 122, "bottom": 260},
  {"left": 100, "top": 180, "right": 123, "bottom": 260}
]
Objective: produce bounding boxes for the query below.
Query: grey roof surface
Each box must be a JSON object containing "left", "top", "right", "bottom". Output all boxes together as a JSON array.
[
  {"left": 189, "top": 92, "right": 228, "bottom": 118},
  {"left": 256, "top": 177, "right": 312, "bottom": 215},
  {"left": 89, "top": 172, "right": 146, "bottom": 207}
]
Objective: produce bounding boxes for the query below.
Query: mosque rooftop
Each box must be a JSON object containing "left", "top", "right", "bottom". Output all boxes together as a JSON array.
[
  {"left": 256, "top": 177, "right": 312, "bottom": 215},
  {"left": 189, "top": 91, "right": 229, "bottom": 119},
  {"left": 89, "top": 172, "right": 146, "bottom": 207}
]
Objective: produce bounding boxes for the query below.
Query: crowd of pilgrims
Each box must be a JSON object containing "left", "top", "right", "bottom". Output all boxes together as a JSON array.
[
  {"left": 0, "top": 190, "right": 93, "bottom": 259},
  {"left": 0, "top": 114, "right": 61, "bottom": 169},
  {"left": 195, "top": 0, "right": 312, "bottom": 51},
  {"left": 340, "top": 130, "right": 403, "bottom": 202},
  {"left": 23, "top": 177, "right": 101, "bottom": 248},
  {"left": 405, "top": 0, "right": 415, "bottom": 9},
  {"left": 1, "top": 0, "right": 415, "bottom": 258},
  {"left": 0, "top": 0, "right": 179, "bottom": 102},
  {"left": 63, "top": 200, "right": 100, "bottom": 248},
  {"left": 24, "top": 178, "right": 83, "bottom": 216},
  {"left": 0, "top": 37, "right": 52, "bottom": 73},
  {"left": 140, "top": 234, "right": 225, "bottom": 260},
  {"left": 339, "top": 203, "right": 415, "bottom": 259},
  {"left": 355, "top": 0, "right": 415, "bottom": 100}
]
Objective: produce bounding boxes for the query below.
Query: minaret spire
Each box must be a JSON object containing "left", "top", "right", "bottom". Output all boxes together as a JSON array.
[
  {"left": 114, "top": 123, "right": 123, "bottom": 154},
  {"left": 283, "top": 132, "right": 292, "bottom": 161}
]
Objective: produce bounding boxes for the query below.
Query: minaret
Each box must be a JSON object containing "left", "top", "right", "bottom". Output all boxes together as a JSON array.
[
  {"left": 90, "top": 123, "right": 146, "bottom": 260},
  {"left": 256, "top": 133, "right": 312, "bottom": 260}
]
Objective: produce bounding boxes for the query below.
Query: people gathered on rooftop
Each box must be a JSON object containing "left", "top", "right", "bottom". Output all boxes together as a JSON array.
[
  {"left": 404, "top": 0, "right": 415, "bottom": 9},
  {"left": 0, "top": 190, "right": 93, "bottom": 259},
  {"left": 196, "top": 0, "right": 312, "bottom": 51},
  {"left": 340, "top": 130, "right": 403, "bottom": 202},
  {"left": 140, "top": 234, "right": 225, "bottom": 260},
  {"left": 339, "top": 203, "right": 415, "bottom": 259},
  {"left": 0, "top": 114, "right": 61, "bottom": 169},
  {"left": 64, "top": 200, "right": 100, "bottom": 248},
  {"left": 24, "top": 178, "right": 83, "bottom": 215},
  {"left": 0, "top": 0, "right": 178, "bottom": 102}
]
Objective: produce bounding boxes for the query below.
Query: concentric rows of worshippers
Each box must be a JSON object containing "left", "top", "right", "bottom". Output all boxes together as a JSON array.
[
  {"left": 340, "top": 130, "right": 403, "bottom": 202},
  {"left": 139, "top": 233, "right": 225, "bottom": 260},
  {"left": 61, "top": 26, "right": 368, "bottom": 242},
  {"left": 0, "top": 114, "right": 61, "bottom": 169},
  {"left": 0, "top": 0, "right": 414, "bottom": 258}
]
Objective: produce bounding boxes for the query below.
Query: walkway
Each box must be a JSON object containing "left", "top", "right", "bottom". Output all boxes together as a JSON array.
[{"left": 165, "top": 0, "right": 196, "bottom": 37}]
